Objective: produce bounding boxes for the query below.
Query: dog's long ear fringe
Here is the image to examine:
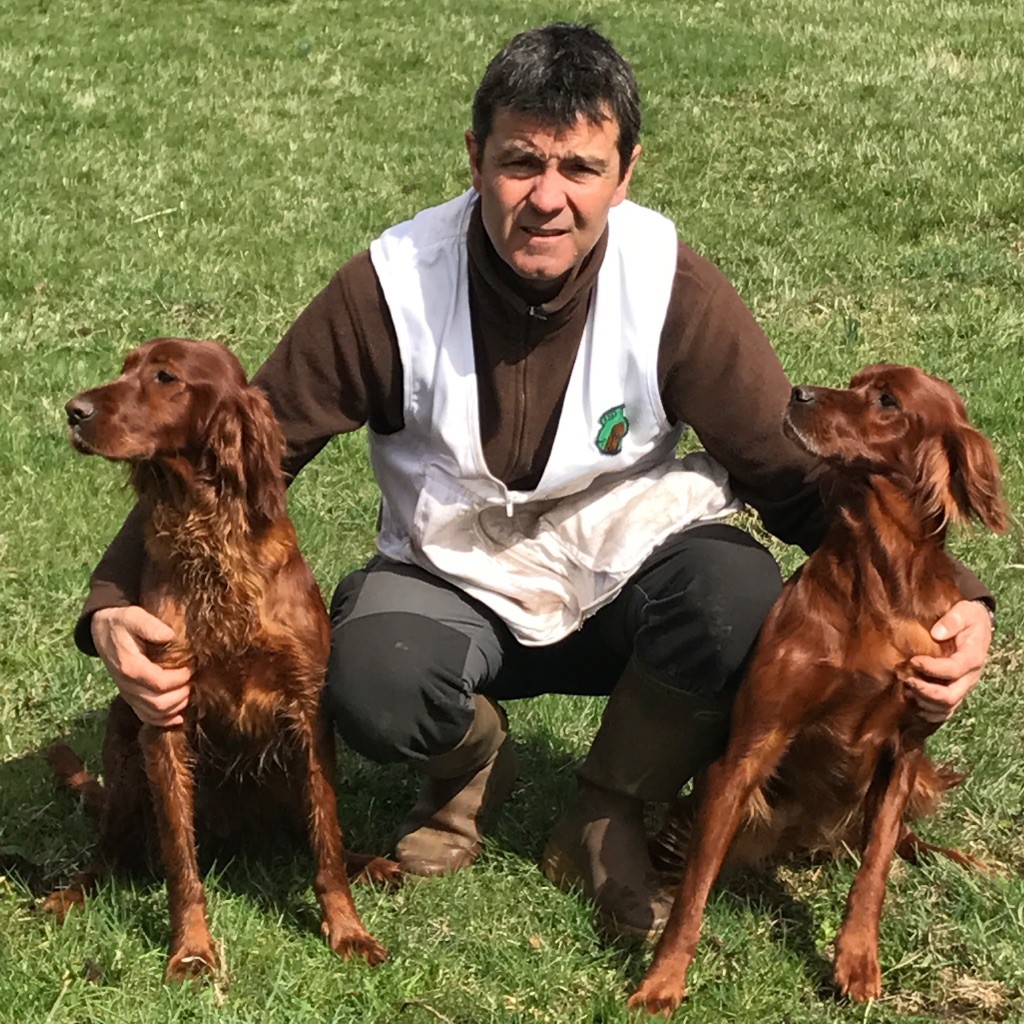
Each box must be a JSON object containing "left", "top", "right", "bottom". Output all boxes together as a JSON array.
[
  {"left": 946, "top": 424, "right": 1009, "bottom": 534},
  {"left": 915, "top": 438, "right": 955, "bottom": 533},
  {"left": 201, "top": 385, "right": 286, "bottom": 528},
  {"left": 238, "top": 385, "right": 287, "bottom": 527},
  {"left": 915, "top": 423, "right": 1008, "bottom": 535}
]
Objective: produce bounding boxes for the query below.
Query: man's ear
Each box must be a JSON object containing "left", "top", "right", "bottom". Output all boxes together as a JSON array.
[
  {"left": 611, "top": 143, "right": 642, "bottom": 207},
  {"left": 466, "top": 130, "right": 483, "bottom": 192}
]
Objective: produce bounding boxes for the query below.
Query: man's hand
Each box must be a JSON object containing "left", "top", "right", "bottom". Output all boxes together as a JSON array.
[
  {"left": 907, "top": 600, "right": 993, "bottom": 724},
  {"left": 91, "top": 606, "right": 191, "bottom": 727}
]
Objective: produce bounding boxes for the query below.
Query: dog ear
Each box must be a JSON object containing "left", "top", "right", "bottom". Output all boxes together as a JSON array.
[
  {"left": 917, "top": 419, "right": 1009, "bottom": 534},
  {"left": 914, "top": 437, "right": 957, "bottom": 531},
  {"left": 201, "top": 384, "right": 286, "bottom": 527},
  {"left": 944, "top": 422, "right": 1009, "bottom": 533},
  {"left": 237, "top": 385, "right": 287, "bottom": 525}
]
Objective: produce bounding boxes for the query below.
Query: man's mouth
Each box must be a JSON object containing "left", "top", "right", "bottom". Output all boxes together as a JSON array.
[{"left": 520, "top": 225, "right": 568, "bottom": 238}]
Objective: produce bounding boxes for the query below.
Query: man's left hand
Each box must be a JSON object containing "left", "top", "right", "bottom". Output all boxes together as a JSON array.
[{"left": 908, "top": 600, "right": 994, "bottom": 723}]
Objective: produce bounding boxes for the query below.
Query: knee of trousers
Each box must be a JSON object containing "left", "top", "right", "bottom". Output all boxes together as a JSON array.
[
  {"left": 632, "top": 530, "right": 784, "bottom": 696},
  {"left": 325, "top": 611, "right": 477, "bottom": 766}
]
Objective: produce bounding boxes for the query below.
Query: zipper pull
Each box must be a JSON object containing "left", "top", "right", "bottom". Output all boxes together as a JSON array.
[{"left": 505, "top": 492, "right": 514, "bottom": 517}]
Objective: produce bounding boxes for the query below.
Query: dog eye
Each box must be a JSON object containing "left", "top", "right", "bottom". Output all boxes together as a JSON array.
[
  {"left": 155, "top": 369, "right": 178, "bottom": 384},
  {"left": 878, "top": 392, "right": 900, "bottom": 409}
]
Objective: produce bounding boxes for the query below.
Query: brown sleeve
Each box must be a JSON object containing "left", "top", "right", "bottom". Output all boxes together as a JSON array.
[
  {"left": 656, "top": 240, "right": 994, "bottom": 607},
  {"left": 252, "top": 249, "right": 403, "bottom": 479},
  {"left": 658, "top": 242, "right": 828, "bottom": 552},
  {"left": 74, "top": 504, "right": 147, "bottom": 656},
  {"left": 950, "top": 560, "right": 995, "bottom": 610},
  {"left": 75, "top": 251, "right": 404, "bottom": 655}
]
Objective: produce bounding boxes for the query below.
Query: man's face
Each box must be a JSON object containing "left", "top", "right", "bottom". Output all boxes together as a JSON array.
[{"left": 466, "top": 107, "right": 640, "bottom": 286}]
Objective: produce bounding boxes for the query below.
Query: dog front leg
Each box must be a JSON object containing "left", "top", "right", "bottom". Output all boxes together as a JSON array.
[
  {"left": 139, "top": 724, "right": 217, "bottom": 982},
  {"left": 300, "top": 714, "right": 387, "bottom": 966},
  {"left": 833, "top": 745, "right": 920, "bottom": 1002},
  {"left": 630, "top": 727, "right": 794, "bottom": 1015}
]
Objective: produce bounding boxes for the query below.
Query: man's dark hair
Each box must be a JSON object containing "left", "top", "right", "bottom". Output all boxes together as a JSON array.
[{"left": 471, "top": 23, "right": 641, "bottom": 178}]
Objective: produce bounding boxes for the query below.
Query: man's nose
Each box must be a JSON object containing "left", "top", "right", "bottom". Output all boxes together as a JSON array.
[{"left": 527, "top": 167, "right": 567, "bottom": 214}]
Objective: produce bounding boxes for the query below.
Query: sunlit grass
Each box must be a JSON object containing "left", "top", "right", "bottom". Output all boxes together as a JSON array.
[{"left": 1, "top": 0, "right": 1021, "bottom": 1021}]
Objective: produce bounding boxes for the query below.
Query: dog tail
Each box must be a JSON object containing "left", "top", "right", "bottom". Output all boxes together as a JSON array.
[
  {"left": 46, "top": 741, "right": 105, "bottom": 820},
  {"left": 896, "top": 827, "right": 993, "bottom": 873},
  {"left": 649, "top": 792, "right": 699, "bottom": 880},
  {"left": 899, "top": 759, "right": 993, "bottom": 873},
  {"left": 906, "top": 757, "right": 966, "bottom": 821}
]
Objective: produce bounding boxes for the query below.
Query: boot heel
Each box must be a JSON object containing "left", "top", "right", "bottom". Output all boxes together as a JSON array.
[{"left": 539, "top": 844, "right": 583, "bottom": 892}]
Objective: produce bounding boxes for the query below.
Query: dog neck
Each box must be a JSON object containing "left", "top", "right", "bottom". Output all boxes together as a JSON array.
[
  {"left": 131, "top": 460, "right": 283, "bottom": 651},
  {"left": 818, "top": 472, "right": 954, "bottom": 622}
]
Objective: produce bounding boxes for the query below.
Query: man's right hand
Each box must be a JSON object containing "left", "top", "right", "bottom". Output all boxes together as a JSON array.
[{"left": 91, "top": 607, "right": 191, "bottom": 727}]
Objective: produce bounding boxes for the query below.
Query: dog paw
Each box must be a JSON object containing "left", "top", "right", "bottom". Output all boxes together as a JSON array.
[
  {"left": 833, "top": 942, "right": 882, "bottom": 1002},
  {"left": 628, "top": 973, "right": 687, "bottom": 1016},
  {"left": 45, "top": 741, "right": 86, "bottom": 782},
  {"left": 164, "top": 941, "right": 219, "bottom": 983},
  {"left": 40, "top": 888, "right": 86, "bottom": 923},
  {"left": 325, "top": 925, "right": 388, "bottom": 967},
  {"left": 346, "top": 852, "right": 403, "bottom": 888}
]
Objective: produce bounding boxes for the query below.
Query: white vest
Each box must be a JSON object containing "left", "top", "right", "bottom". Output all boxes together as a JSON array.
[{"left": 368, "top": 191, "right": 740, "bottom": 645}]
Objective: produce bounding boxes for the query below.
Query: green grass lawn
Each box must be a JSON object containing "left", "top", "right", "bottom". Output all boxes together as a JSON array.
[{"left": 2, "top": 1, "right": 1022, "bottom": 1021}]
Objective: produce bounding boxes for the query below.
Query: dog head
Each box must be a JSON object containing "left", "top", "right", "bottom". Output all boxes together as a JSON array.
[
  {"left": 66, "top": 338, "right": 285, "bottom": 525},
  {"left": 784, "top": 363, "right": 1008, "bottom": 532}
]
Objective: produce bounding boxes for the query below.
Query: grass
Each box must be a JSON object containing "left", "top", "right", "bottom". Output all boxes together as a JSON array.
[{"left": 1, "top": 0, "right": 1023, "bottom": 1021}]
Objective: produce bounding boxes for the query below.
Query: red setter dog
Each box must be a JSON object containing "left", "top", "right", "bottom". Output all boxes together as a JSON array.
[
  {"left": 631, "top": 364, "right": 1007, "bottom": 1013},
  {"left": 50, "top": 337, "right": 398, "bottom": 981}
]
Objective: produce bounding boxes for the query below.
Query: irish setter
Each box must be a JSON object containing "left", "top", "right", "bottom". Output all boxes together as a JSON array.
[
  {"left": 50, "top": 337, "right": 398, "bottom": 981},
  {"left": 631, "top": 364, "right": 1007, "bottom": 1013}
]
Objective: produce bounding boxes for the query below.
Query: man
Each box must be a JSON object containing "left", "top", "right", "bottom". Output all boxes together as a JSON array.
[{"left": 78, "top": 24, "right": 994, "bottom": 939}]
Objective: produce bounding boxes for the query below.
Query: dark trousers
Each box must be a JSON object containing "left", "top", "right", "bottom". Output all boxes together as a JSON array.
[{"left": 325, "top": 523, "right": 783, "bottom": 766}]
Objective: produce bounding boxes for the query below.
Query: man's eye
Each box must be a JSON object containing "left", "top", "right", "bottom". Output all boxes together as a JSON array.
[{"left": 156, "top": 369, "right": 178, "bottom": 384}]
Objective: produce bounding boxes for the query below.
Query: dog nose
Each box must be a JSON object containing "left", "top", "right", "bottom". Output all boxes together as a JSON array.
[
  {"left": 790, "top": 386, "right": 817, "bottom": 405},
  {"left": 65, "top": 397, "right": 96, "bottom": 426}
]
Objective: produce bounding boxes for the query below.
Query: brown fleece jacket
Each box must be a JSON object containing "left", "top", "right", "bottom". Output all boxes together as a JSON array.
[{"left": 75, "top": 199, "right": 991, "bottom": 654}]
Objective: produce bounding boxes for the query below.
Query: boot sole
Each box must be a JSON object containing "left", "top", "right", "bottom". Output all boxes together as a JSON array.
[{"left": 539, "top": 842, "right": 667, "bottom": 943}]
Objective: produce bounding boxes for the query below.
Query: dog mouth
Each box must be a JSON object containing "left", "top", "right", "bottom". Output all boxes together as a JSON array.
[
  {"left": 67, "top": 426, "right": 97, "bottom": 455},
  {"left": 782, "top": 412, "right": 820, "bottom": 457},
  {"left": 67, "top": 426, "right": 139, "bottom": 462}
]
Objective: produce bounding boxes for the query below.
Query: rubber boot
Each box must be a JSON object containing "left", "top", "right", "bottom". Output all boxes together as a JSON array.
[
  {"left": 540, "top": 660, "right": 732, "bottom": 939},
  {"left": 395, "top": 695, "right": 517, "bottom": 876}
]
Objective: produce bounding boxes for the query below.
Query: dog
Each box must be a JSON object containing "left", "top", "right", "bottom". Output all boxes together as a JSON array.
[
  {"left": 49, "top": 337, "right": 399, "bottom": 981},
  {"left": 630, "top": 364, "right": 1007, "bottom": 1013}
]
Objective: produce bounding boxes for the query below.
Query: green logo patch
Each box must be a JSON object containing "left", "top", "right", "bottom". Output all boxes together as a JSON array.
[{"left": 595, "top": 405, "right": 629, "bottom": 455}]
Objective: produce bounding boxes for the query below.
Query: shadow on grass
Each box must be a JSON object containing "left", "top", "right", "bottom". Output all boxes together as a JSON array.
[
  {"left": 0, "top": 706, "right": 108, "bottom": 894},
  {"left": 0, "top": 705, "right": 415, "bottom": 954},
  {"left": 4, "top": 703, "right": 839, "bottom": 1001},
  {"left": 486, "top": 727, "right": 579, "bottom": 862},
  {"left": 484, "top": 727, "right": 843, "bottom": 1002},
  {"left": 714, "top": 871, "right": 836, "bottom": 998},
  {"left": 593, "top": 867, "right": 838, "bottom": 1003}
]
